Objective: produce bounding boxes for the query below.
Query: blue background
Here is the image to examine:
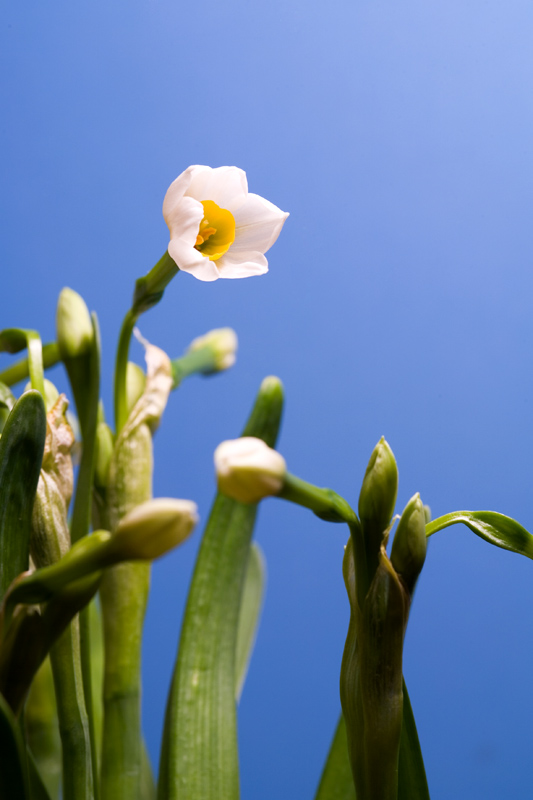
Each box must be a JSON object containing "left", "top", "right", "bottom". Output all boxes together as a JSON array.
[{"left": 2, "top": 1, "right": 533, "bottom": 797}]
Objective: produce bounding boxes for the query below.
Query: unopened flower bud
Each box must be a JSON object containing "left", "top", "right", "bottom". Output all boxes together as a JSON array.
[
  {"left": 187, "top": 328, "right": 238, "bottom": 373},
  {"left": 56, "top": 288, "right": 93, "bottom": 360},
  {"left": 94, "top": 422, "right": 114, "bottom": 488},
  {"left": 358, "top": 437, "right": 398, "bottom": 538},
  {"left": 126, "top": 361, "right": 146, "bottom": 413},
  {"left": 390, "top": 492, "right": 427, "bottom": 594},
  {"left": 214, "top": 437, "right": 286, "bottom": 504},
  {"left": 111, "top": 498, "right": 198, "bottom": 560}
]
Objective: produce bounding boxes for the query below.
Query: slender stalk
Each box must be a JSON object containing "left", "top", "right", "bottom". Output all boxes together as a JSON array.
[
  {"left": 100, "top": 422, "right": 153, "bottom": 800},
  {"left": 114, "top": 309, "right": 138, "bottom": 435},
  {"left": 171, "top": 348, "right": 222, "bottom": 387},
  {"left": 0, "top": 342, "right": 59, "bottom": 387},
  {"left": 279, "top": 473, "right": 357, "bottom": 525},
  {"left": 63, "top": 314, "right": 102, "bottom": 800},
  {"left": 49, "top": 617, "right": 94, "bottom": 800},
  {"left": 100, "top": 562, "right": 150, "bottom": 800}
]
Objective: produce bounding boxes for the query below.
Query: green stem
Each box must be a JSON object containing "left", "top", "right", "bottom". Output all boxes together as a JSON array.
[
  {"left": 63, "top": 314, "right": 101, "bottom": 800},
  {"left": 171, "top": 348, "right": 221, "bottom": 388},
  {"left": 100, "top": 562, "right": 150, "bottom": 800},
  {"left": 0, "top": 343, "right": 59, "bottom": 388},
  {"left": 49, "top": 618, "right": 94, "bottom": 800},
  {"left": 279, "top": 473, "right": 357, "bottom": 525},
  {"left": 114, "top": 310, "right": 138, "bottom": 435}
]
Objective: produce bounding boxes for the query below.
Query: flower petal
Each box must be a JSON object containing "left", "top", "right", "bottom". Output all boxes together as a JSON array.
[
  {"left": 162, "top": 166, "right": 197, "bottom": 220},
  {"left": 215, "top": 250, "right": 268, "bottom": 279},
  {"left": 164, "top": 195, "right": 204, "bottom": 242},
  {"left": 186, "top": 166, "right": 248, "bottom": 213},
  {"left": 232, "top": 193, "right": 289, "bottom": 254},
  {"left": 168, "top": 237, "right": 220, "bottom": 281}
]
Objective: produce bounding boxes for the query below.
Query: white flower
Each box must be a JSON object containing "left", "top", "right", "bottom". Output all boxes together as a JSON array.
[
  {"left": 163, "top": 165, "right": 289, "bottom": 282},
  {"left": 214, "top": 436, "right": 287, "bottom": 504},
  {"left": 187, "top": 327, "right": 238, "bottom": 372}
]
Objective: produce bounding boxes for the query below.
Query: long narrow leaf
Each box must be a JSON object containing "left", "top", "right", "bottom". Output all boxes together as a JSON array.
[
  {"left": 27, "top": 751, "right": 53, "bottom": 800},
  {"left": 315, "top": 714, "right": 356, "bottom": 800},
  {"left": 0, "top": 391, "right": 46, "bottom": 603},
  {"left": 235, "top": 542, "right": 266, "bottom": 702},
  {"left": 426, "top": 511, "right": 533, "bottom": 559},
  {"left": 0, "top": 692, "right": 29, "bottom": 800},
  {"left": 398, "top": 681, "right": 430, "bottom": 800},
  {"left": 158, "top": 376, "right": 284, "bottom": 800},
  {"left": 316, "top": 685, "right": 428, "bottom": 800}
]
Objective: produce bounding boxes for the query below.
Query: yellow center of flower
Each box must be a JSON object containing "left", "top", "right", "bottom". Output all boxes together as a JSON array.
[{"left": 194, "top": 200, "right": 236, "bottom": 261}]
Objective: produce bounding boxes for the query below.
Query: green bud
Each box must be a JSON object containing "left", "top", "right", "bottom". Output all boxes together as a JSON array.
[
  {"left": 94, "top": 422, "right": 114, "bottom": 488},
  {"left": 110, "top": 498, "right": 198, "bottom": 561},
  {"left": 358, "top": 437, "right": 398, "bottom": 537},
  {"left": 126, "top": 361, "right": 146, "bottom": 414},
  {"left": 390, "top": 492, "right": 427, "bottom": 594},
  {"left": 56, "top": 288, "right": 93, "bottom": 360}
]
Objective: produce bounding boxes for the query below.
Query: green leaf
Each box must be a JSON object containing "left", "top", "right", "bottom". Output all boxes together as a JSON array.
[
  {"left": 426, "top": 511, "right": 533, "bottom": 560},
  {"left": 0, "top": 329, "right": 45, "bottom": 398},
  {"left": 235, "top": 542, "right": 266, "bottom": 702},
  {"left": 315, "top": 714, "right": 356, "bottom": 800},
  {"left": 25, "top": 656, "right": 61, "bottom": 800},
  {"left": 27, "top": 751, "right": 54, "bottom": 800},
  {"left": 0, "top": 692, "right": 29, "bottom": 800},
  {"left": 0, "top": 574, "right": 102, "bottom": 717},
  {"left": 314, "top": 684, "right": 430, "bottom": 800},
  {"left": 0, "top": 391, "right": 46, "bottom": 603},
  {"left": 398, "top": 681, "right": 430, "bottom": 800},
  {"left": 141, "top": 741, "right": 156, "bottom": 800},
  {"left": 157, "top": 377, "right": 284, "bottom": 800}
]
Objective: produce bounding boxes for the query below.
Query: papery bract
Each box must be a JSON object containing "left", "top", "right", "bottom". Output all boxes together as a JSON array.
[{"left": 163, "top": 165, "right": 289, "bottom": 281}]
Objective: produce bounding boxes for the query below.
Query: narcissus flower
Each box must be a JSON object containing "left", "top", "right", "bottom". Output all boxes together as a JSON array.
[
  {"left": 214, "top": 436, "right": 287, "bottom": 503},
  {"left": 163, "top": 165, "right": 289, "bottom": 281}
]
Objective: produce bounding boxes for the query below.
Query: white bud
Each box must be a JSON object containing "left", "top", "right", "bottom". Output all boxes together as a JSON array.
[
  {"left": 214, "top": 437, "right": 287, "bottom": 504},
  {"left": 188, "top": 327, "right": 238, "bottom": 372},
  {"left": 112, "top": 498, "right": 198, "bottom": 560}
]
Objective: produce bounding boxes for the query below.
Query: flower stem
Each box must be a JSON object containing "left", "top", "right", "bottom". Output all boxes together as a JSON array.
[
  {"left": 50, "top": 618, "right": 95, "bottom": 800},
  {"left": 0, "top": 342, "right": 60, "bottom": 387},
  {"left": 171, "top": 347, "right": 222, "bottom": 387},
  {"left": 114, "top": 309, "right": 138, "bottom": 435},
  {"left": 100, "top": 562, "right": 149, "bottom": 800},
  {"left": 279, "top": 473, "right": 357, "bottom": 525}
]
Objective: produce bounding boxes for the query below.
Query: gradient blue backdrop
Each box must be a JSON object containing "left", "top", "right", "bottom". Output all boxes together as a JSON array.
[{"left": 2, "top": 1, "right": 533, "bottom": 797}]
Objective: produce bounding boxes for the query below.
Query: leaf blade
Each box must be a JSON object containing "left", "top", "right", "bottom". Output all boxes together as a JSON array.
[
  {"left": 398, "top": 680, "right": 430, "bottom": 800},
  {"left": 426, "top": 510, "right": 533, "bottom": 560},
  {"left": 0, "top": 391, "right": 46, "bottom": 603},
  {"left": 157, "top": 377, "right": 284, "bottom": 800},
  {"left": 235, "top": 542, "right": 266, "bottom": 702}
]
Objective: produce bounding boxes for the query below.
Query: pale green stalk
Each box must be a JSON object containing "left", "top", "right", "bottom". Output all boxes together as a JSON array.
[
  {"left": 0, "top": 342, "right": 60, "bottom": 387},
  {"left": 99, "top": 424, "right": 152, "bottom": 800},
  {"left": 49, "top": 618, "right": 94, "bottom": 800}
]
